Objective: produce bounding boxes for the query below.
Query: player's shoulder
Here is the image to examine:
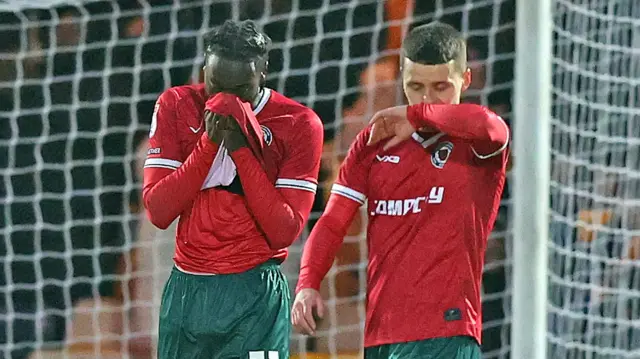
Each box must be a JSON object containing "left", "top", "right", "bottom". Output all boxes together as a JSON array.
[
  {"left": 266, "top": 89, "right": 323, "bottom": 135},
  {"left": 157, "top": 83, "right": 207, "bottom": 108},
  {"left": 353, "top": 124, "right": 375, "bottom": 148},
  {"left": 345, "top": 124, "right": 380, "bottom": 159}
]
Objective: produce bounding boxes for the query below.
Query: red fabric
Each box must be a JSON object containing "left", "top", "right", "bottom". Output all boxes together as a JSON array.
[
  {"left": 407, "top": 103, "right": 509, "bottom": 156},
  {"left": 231, "top": 147, "right": 317, "bottom": 250},
  {"left": 295, "top": 125, "right": 508, "bottom": 347},
  {"left": 296, "top": 194, "right": 361, "bottom": 292},
  {"left": 144, "top": 134, "right": 219, "bottom": 229},
  {"left": 144, "top": 86, "right": 324, "bottom": 274},
  {"left": 205, "top": 93, "right": 270, "bottom": 173},
  {"left": 143, "top": 84, "right": 216, "bottom": 230}
]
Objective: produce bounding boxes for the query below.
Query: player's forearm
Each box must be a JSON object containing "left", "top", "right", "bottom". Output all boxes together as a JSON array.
[
  {"left": 231, "top": 148, "right": 315, "bottom": 250},
  {"left": 143, "top": 134, "right": 219, "bottom": 229},
  {"left": 296, "top": 194, "right": 360, "bottom": 292},
  {"left": 407, "top": 103, "right": 508, "bottom": 146}
]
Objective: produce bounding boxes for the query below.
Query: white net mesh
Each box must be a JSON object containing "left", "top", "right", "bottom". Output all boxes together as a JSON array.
[
  {"left": 0, "top": 0, "right": 515, "bottom": 358},
  {"left": 549, "top": 0, "right": 640, "bottom": 358}
]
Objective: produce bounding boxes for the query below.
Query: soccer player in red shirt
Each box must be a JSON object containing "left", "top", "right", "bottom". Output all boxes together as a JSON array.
[
  {"left": 292, "top": 22, "right": 509, "bottom": 358},
  {"left": 143, "top": 20, "right": 323, "bottom": 359}
]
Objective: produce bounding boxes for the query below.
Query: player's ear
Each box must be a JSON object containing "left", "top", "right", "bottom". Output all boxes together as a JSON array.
[
  {"left": 260, "top": 62, "right": 268, "bottom": 86},
  {"left": 257, "top": 58, "right": 268, "bottom": 86},
  {"left": 461, "top": 67, "right": 472, "bottom": 92}
]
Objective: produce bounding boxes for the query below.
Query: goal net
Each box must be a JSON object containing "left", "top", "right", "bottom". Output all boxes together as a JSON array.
[
  {"left": 0, "top": 0, "right": 635, "bottom": 358},
  {"left": 548, "top": 0, "right": 640, "bottom": 358}
]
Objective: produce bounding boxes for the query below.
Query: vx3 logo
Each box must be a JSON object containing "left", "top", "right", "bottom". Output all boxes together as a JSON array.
[{"left": 376, "top": 155, "right": 400, "bottom": 163}]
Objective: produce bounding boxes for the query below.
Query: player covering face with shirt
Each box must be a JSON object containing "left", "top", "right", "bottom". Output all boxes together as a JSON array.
[
  {"left": 293, "top": 22, "right": 509, "bottom": 359},
  {"left": 143, "top": 20, "right": 323, "bottom": 359}
]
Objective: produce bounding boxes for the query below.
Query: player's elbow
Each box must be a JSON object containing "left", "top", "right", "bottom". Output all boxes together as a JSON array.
[
  {"left": 265, "top": 221, "right": 303, "bottom": 250},
  {"left": 144, "top": 207, "right": 173, "bottom": 230},
  {"left": 142, "top": 192, "right": 175, "bottom": 230},
  {"left": 266, "top": 239, "right": 292, "bottom": 251},
  {"left": 471, "top": 114, "right": 510, "bottom": 158},
  {"left": 479, "top": 109, "right": 509, "bottom": 146},
  {"left": 265, "top": 228, "right": 300, "bottom": 250},
  {"left": 149, "top": 215, "right": 172, "bottom": 230}
]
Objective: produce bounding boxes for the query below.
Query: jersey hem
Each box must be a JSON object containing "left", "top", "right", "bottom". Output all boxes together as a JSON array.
[{"left": 364, "top": 331, "right": 481, "bottom": 348}]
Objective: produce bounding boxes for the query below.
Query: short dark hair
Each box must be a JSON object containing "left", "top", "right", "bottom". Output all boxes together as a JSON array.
[
  {"left": 401, "top": 22, "right": 467, "bottom": 72},
  {"left": 203, "top": 20, "right": 271, "bottom": 62}
]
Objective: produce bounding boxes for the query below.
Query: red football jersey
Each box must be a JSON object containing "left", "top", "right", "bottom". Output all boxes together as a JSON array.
[
  {"left": 144, "top": 84, "right": 323, "bottom": 274},
  {"left": 333, "top": 122, "right": 508, "bottom": 347}
]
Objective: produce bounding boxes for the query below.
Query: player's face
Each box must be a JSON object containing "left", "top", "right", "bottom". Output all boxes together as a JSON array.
[
  {"left": 401, "top": 58, "right": 471, "bottom": 105},
  {"left": 203, "top": 53, "right": 262, "bottom": 102}
]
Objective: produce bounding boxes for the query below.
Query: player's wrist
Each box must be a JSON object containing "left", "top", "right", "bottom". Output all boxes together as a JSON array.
[
  {"left": 295, "top": 275, "right": 322, "bottom": 294},
  {"left": 406, "top": 104, "right": 425, "bottom": 130},
  {"left": 295, "top": 285, "right": 318, "bottom": 295},
  {"left": 224, "top": 131, "right": 248, "bottom": 153},
  {"left": 199, "top": 132, "right": 220, "bottom": 154},
  {"left": 228, "top": 146, "right": 252, "bottom": 160}
]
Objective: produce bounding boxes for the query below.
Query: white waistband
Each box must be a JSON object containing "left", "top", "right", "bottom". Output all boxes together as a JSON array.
[{"left": 174, "top": 263, "right": 218, "bottom": 276}]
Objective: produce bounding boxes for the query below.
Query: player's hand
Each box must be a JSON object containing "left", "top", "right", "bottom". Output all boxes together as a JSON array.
[
  {"left": 205, "top": 112, "right": 248, "bottom": 152},
  {"left": 367, "top": 105, "right": 417, "bottom": 150},
  {"left": 205, "top": 110, "right": 229, "bottom": 144},
  {"left": 291, "top": 288, "right": 325, "bottom": 335},
  {"left": 218, "top": 115, "right": 248, "bottom": 153}
]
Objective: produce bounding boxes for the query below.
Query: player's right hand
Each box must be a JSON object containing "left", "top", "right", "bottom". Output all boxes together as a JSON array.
[
  {"left": 205, "top": 110, "right": 232, "bottom": 144},
  {"left": 367, "top": 105, "right": 417, "bottom": 150},
  {"left": 291, "top": 288, "right": 325, "bottom": 335}
]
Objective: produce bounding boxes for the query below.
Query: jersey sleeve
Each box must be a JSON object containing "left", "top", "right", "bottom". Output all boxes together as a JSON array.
[
  {"left": 274, "top": 110, "right": 324, "bottom": 194},
  {"left": 407, "top": 103, "right": 509, "bottom": 160},
  {"left": 144, "top": 89, "right": 184, "bottom": 170},
  {"left": 331, "top": 127, "right": 372, "bottom": 206}
]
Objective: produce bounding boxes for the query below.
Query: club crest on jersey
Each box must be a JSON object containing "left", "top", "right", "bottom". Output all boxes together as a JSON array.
[
  {"left": 431, "top": 141, "right": 453, "bottom": 169},
  {"left": 261, "top": 125, "right": 273, "bottom": 146}
]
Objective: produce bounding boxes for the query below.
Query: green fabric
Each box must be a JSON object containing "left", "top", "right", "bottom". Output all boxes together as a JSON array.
[
  {"left": 364, "top": 336, "right": 481, "bottom": 359},
  {"left": 158, "top": 260, "right": 291, "bottom": 359}
]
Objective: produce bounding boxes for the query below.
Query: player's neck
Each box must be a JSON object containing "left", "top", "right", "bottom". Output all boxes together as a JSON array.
[{"left": 251, "top": 88, "right": 265, "bottom": 109}]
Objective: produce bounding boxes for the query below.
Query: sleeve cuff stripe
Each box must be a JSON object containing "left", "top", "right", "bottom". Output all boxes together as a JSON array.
[
  {"left": 472, "top": 118, "right": 510, "bottom": 159},
  {"left": 144, "top": 165, "right": 178, "bottom": 170},
  {"left": 275, "top": 184, "right": 317, "bottom": 193},
  {"left": 331, "top": 184, "right": 366, "bottom": 204},
  {"left": 144, "top": 158, "right": 182, "bottom": 168},
  {"left": 332, "top": 189, "right": 365, "bottom": 204},
  {"left": 275, "top": 178, "right": 317, "bottom": 192}
]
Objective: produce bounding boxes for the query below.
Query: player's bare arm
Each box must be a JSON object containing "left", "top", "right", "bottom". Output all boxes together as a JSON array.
[{"left": 367, "top": 103, "right": 509, "bottom": 157}]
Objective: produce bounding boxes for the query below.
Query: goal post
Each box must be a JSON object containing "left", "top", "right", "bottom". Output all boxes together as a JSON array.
[{"left": 512, "top": 0, "right": 552, "bottom": 359}]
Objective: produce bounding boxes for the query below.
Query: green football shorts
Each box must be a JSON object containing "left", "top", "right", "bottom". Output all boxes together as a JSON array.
[
  {"left": 157, "top": 260, "right": 291, "bottom": 359},
  {"left": 364, "top": 335, "right": 481, "bottom": 359}
]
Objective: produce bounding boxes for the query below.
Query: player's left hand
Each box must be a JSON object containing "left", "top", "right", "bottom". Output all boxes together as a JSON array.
[
  {"left": 215, "top": 115, "right": 248, "bottom": 153},
  {"left": 367, "top": 105, "right": 416, "bottom": 150},
  {"left": 291, "top": 288, "right": 325, "bottom": 336}
]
